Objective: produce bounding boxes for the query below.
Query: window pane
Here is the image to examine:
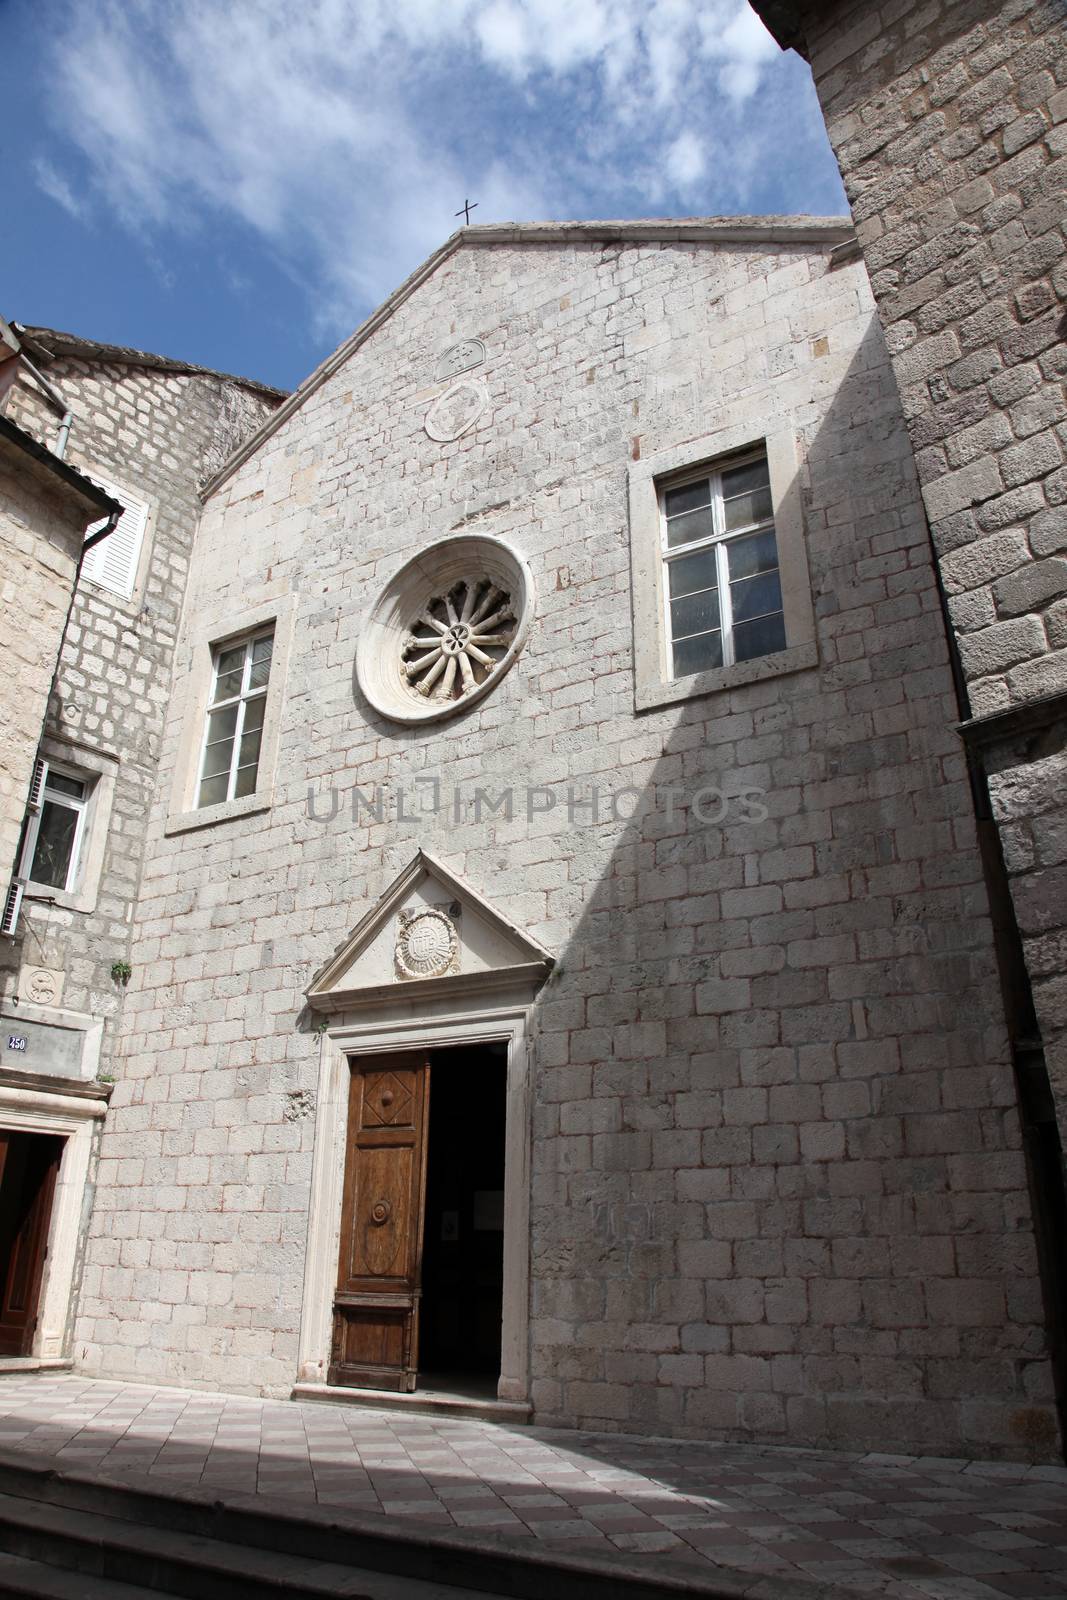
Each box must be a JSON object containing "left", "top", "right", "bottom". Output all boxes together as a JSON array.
[
  {"left": 729, "top": 570, "right": 783, "bottom": 625},
  {"left": 198, "top": 773, "right": 229, "bottom": 808},
  {"left": 29, "top": 800, "right": 78, "bottom": 889},
  {"left": 248, "top": 635, "right": 273, "bottom": 690},
  {"left": 733, "top": 611, "right": 787, "bottom": 663},
  {"left": 727, "top": 529, "right": 779, "bottom": 581},
  {"left": 671, "top": 588, "right": 722, "bottom": 640},
  {"left": 45, "top": 772, "right": 85, "bottom": 800},
  {"left": 201, "top": 737, "right": 235, "bottom": 780},
  {"left": 206, "top": 704, "right": 239, "bottom": 743},
  {"left": 665, "top": 504, "right": 715, "bottom": 549},
  {"left": 668, "top": 548, "right": 718, "bottom": 599},
  {"left": 722, "top": 457, "right": 769, "bottom": 499},
  {"left": 672, "top": 631, "right": 723, "bottom": 678},
  {"left": 242, "top": 694, "right": 266, "bottom": 733},
  {"left": 202, "top": 705, "right": 238, "bottom": 780},
  {"left": 723, "top": 484, "right": 773, "bottom": 532},
  {"left": 233, "top": 762, "right": 259, "bottom": 798},
  {"left": 215, "top": 645, "right": 245, "bottom": 677},
  {"left": 664, "top": 478, "right": 711, "bottom": 518},
  {"left": 238, "top": 726, "right": 262, "bottom": 770},
  {"left": 212, "top": 664, "right": 245, "bottom": 704}
]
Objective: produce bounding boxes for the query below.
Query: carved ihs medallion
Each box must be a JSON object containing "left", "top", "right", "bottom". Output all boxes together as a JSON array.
[{"left": 395, "top": 906, "right": 459, "bottom": 980}]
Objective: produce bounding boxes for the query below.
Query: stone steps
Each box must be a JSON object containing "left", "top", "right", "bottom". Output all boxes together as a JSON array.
[
  {"left": 0, "top": 1551, "right": 164, "bottom": 1600},
  {"left": 0, "top": 1453, "right": 811, "bottom": 1600}
]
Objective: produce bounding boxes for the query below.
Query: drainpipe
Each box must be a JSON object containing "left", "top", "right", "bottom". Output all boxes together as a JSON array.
[
  {"left": 3, "top": 322, "right": 75, "bottom": 459},
  {"left": 13, "top": 349, "right": 74, "bottom": 460}
]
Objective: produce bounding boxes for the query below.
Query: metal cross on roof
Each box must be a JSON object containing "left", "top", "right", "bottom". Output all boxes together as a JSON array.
[{"left": 454, "top": 198, "right": 478, "bottom": 225}]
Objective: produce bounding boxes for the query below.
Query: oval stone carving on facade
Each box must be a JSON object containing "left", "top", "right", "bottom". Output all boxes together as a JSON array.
[
  {"left": 434, "top": 338, "right": 485, "bottom": 384},
  {"left": 424, "top": 379, "right": 487, "bottom": 442},
  {"left": 356, "top": 534, "right": 534, "bottom": 725}
]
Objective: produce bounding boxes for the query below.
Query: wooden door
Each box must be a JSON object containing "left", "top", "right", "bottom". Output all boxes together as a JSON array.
[
  {"left": 0, "top": 1131, "right": 63, "bottom": 1357},
  {"left": 330, "top": 1054, "right": 431, "bottom": 1391}
]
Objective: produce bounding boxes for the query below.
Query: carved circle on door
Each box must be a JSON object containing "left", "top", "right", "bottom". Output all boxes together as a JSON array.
[{"left": 370, "top": 1200, "right": 391, "bottom": 1226}]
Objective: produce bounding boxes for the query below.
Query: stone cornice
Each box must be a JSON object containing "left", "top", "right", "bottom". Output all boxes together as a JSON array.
[{"left": 958, "top": 689, "right": 1067, "bottom": 753}]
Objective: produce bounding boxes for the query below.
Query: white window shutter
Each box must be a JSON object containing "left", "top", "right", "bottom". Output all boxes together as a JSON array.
[
  {"left": 26, "top": 757, "right": 47, "bottom": 811},
  {"left": 81, "top": 471, "right": 150, "bottom": 599},
  {"left": 1, "top": 878, "right": 24, "bottom": 938}
]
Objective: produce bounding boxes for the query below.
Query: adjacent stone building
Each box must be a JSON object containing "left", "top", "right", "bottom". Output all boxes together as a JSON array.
[
  {"left": 0, "top": 414, "right": 118, "bottom": 911},
  {"left": 21, "top": 217, "right": 1054, "bottom": 1461},
  {"left": 0, "top": 326, "right": 281, "bottom": 1361},
  {"left": 750, "top": 0, "right": 1067, "bottom": 1436}
]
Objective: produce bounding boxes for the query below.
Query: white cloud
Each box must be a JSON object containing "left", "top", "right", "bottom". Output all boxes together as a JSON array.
[
  {"left": 33, "top": 156, "right": 86, "bottom": 220},
  {"left": 40, "top": 0, "right": 844, "bottom": 344},
  {"left": 665, "top": 132, "right": 706, "bottom": 191}
]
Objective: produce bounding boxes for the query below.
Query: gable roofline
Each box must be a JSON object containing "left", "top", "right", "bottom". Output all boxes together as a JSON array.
[
  {"left": 306, "top": 847, "right": 554, "bottom": 1011},
  {"left": 200, "top": 213, "right": 855, "bottom": 503},
  {"left": 13, "top": 324, "right": 288, "bottom": 403}
]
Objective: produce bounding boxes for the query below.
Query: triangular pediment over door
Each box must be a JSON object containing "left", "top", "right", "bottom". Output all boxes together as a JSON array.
[{"left": 306, "top": 849, "right": 554, "bottom": 1014}]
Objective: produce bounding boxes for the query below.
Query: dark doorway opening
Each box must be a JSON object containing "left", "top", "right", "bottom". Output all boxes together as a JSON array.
[
  {"left": 419, "top": 1042, "right": 506, "bottom": 1396},
  {"left": 0, "top": 1130, "right": 63, "bottom": 1357}
]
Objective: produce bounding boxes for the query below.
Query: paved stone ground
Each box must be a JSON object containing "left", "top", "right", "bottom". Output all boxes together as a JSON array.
[{"left": 0, "top": 1375, "right": 1064, "bottom": 1598}]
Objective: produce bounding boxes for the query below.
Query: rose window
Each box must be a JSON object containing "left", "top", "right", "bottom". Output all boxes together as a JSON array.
[
  {"left": 401, "top": 579, "right": 518, "bottom": 705},
  {"left": 357, "top": 535, "right": 534, "bottom": 725}
]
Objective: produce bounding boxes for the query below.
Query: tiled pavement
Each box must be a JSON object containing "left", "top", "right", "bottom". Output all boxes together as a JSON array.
[{"left": 0, "top": 1375, "right": 1064, "bottom": 1599}]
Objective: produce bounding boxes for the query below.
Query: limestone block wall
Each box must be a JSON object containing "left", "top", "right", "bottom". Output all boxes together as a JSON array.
[
  {"left": 79, "top": 229, "right": 1057, "bottom": 1458},
  {"left": 0, "top": 451, "right": 85, "bottom": 887},
  {"left": 753, "top": 0, "right": 1067, "bottom": 1348},
  {"left": 792, "top": 0, "right": 1065, "bottom": 716},
  {"left": 2, "top": 365, "right": 280, "bottom": 1036}
]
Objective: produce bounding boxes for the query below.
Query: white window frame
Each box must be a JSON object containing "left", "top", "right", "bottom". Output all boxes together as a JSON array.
[
  {"left": 166, "top": 593, "right": 296, "bottom": 837},
  {"left": 659, "top": 449, "right": 784, "bottom": 681},
  {"left": 19, "top": 762, "right": 90, "bottom": 895},
  {"left": 196, "top": 627, "right": 274, "bottom": 808},
  {"left": 628, "top": 425, "right": 818, "bottom": 713}
]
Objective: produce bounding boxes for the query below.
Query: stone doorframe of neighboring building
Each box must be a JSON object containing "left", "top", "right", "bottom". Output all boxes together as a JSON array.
[
  {"left": 296, "top": 991, "right": 535, "bottom": 1404},
  {"left": 0, "top": 1080, "right": 107, "bottom": 1361}
]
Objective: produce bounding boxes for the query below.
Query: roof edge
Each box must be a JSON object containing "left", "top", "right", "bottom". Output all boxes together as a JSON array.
[
  {"left": 0, "top": 414, "right": 123, "bottom": 520},
  {"left": 748, "top": 2, "right": 809, "bottom": 55},
  {"left": 200, "top": 214, "right": 854, "bottom": 503},
  {"left": 15, "top": 325, "right": 288, "bottom": 402}
]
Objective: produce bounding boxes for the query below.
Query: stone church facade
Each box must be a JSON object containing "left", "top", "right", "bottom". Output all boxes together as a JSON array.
[{"left": 0, "top": 217, "right": 1055, "bottom": 1459}]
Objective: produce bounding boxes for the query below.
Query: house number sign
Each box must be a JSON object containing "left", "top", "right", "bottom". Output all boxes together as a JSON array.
[{"left": 7, "top": 1035, "right": 27, "bottom": 1052}]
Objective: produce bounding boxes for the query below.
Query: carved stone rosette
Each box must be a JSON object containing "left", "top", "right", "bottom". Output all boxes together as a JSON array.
[{"left": 394, "top": 907, "right": 459, "bottom": 980}]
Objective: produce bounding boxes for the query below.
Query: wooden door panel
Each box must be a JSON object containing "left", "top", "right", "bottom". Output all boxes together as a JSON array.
[
  {"left": 330, "top": 1053, "right": 430, "bottom": 1392},
  {"left": 349, "top": 1145, "right": 415, "bottom": 1280}
]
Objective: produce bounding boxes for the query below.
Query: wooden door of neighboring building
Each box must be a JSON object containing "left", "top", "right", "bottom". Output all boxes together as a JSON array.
[
  {"left": 0, "top": 1130, "right": 63, "bottom": 1357},
  {"left": 329, "top": 1054, "right": 431, "bottom": 1391}
]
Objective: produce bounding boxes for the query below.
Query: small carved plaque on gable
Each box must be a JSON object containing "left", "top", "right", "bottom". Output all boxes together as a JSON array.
[
  {"left": 435, "top": 338, "right": 485, "bottom": 384},
  {"left": 425, "top": 379, "right": 487, "bottom": 443}
]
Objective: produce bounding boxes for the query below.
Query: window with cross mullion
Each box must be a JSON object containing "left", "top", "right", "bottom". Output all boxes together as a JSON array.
[
  {"left": 661, "top": 451, "right": 785, "bottom": 680},
  {"left": 197, "top": 630, "right": 274, "bottom": 808}
]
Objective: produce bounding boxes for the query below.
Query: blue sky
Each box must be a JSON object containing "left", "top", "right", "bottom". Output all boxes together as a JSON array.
[{"left": 4, "top": 0, "right": 846, "bottom": 394}]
